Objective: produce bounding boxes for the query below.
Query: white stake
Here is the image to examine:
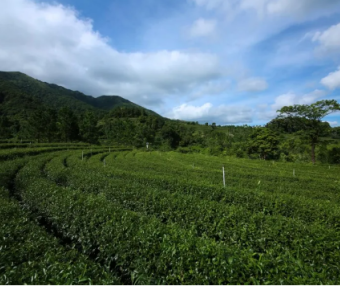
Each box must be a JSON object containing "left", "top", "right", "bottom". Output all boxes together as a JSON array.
[
  {"left": 222, "top": 165, "right": 226, "bottom": 188},
  {"left": 104, "top": 159, "right": 106, "bottom": 167},
  {"left": 109, "top": 147, "right": 111, "bottom": 153},
  {"left": 293, "top": 169, "right": 295, "bottom": 177}
]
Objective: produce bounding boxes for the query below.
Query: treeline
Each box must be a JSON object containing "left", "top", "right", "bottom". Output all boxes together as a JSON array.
[
  {"left": 0, "top": 107, "right": 96, "bottom": 143},
  {"left": 0, "top": 105, "right": 254, "bottom": 148},
  {"left": 1, "top": 106, "right": 340, "bottom": 164}
]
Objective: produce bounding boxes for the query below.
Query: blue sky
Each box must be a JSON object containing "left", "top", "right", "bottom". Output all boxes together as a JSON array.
[{"left": 1, "top": 0, "right": 340, "bottom": 125}]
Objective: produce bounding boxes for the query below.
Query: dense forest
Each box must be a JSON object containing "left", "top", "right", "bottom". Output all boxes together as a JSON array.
[{"left": 1, "top": 71, "right": 340, "bottom": 164}]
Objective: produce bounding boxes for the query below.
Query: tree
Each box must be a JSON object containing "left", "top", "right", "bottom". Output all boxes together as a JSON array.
[
  {"left": 79, "top": 111, "right": 99, "bottom": 144},
  {"left": 28, "top": 107, "right": 46, "bottom": 142},
  {"left": 266, "top": 116, "right": 309, "bottom": 133},
  {"left": 44, "top": 108, "right": 58, "bottom": 142},
  {"left": 247, "top": 128, "right": 280, "bottom": 160},
  {"left": 160, "top": 124, "right": 181, "bottom": 149},
  {"left": 277, "top": 100, "right": 340, "bottom": 164},
  {"left": 0, "top": 115, "right": 11, "bottom": 138},
  {"left": 57, "top": 107, "right": 79, "bottom": 142}
]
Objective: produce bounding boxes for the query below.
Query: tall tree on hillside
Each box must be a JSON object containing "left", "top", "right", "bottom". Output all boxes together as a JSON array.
[
  {"left": 277, "top": 100, "right": 340, "bottom": 164},
  {"left": 160, "top": 124, "right": 181, "bottom": 149},
  {"left": 57, "top": 107, "right": 79, "bottom": 142},
  {"left": 28, "top": 107, "right": 47, "bottom": 142},
  {"left": 0, "top": 115, "right": 11, "bottom": 138},
  {"left": 45, "top": 108, "right": 58, "bottom": 142},
  {"left": 79, "top": 111, "right": 99, "bottom": 144}
]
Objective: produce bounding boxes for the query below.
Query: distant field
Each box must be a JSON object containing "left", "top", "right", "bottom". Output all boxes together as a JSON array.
[{"left": 1, "top": 146, "right": 340, "bottom": 284}]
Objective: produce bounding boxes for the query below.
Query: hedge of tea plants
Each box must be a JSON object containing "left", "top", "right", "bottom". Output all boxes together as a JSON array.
[{"left": 1, "top": 148, "right": 340, "bottom": 284}]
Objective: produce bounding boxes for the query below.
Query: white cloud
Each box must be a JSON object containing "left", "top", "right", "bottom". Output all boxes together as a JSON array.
[
  {"left": 325, "top": 120, "right": 338, "bottom": 126},
  {"left": 321, "top": 67, "right": 340, "bottom": 90},
  {"left": 271, "top": 89, "right": 326, "bottom": 111},
  {"left": 192, "top": 0, "right": 340, "bottom": 19},
  {"left": 265, "top": 0, "right": 332, "bottom": 16},
  {"left": 255, "top": 89, "right": 327, "bottom": 121},
  {"left": 237, "top": 77, "right": 268, "bottom": 92},
  {"left": 189, "top": 80, "right": 230, "bottom": 100},
  {"left": 191, "top": 0, "right": 229, "bottom": 11},
  {"left": 313, "top": 23, "right": 340, "bottom": 54},
  {"left": 166, "top": 102, "right": 253, "bottom": 124},
  {"left": 188, "top": 18, "right": 217, "bottom": 38},
  {"left": 0, "top": 0, "right": 223, "bottom": 107}
]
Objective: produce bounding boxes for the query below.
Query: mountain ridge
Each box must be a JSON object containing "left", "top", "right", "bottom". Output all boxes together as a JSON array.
[{"left": 0, "top": 71, "right": 159, "bottom": 117}]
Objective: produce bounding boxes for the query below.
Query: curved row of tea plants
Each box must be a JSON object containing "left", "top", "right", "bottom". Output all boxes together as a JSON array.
[
  {"left": 0, "top": 155, "right": 121, "bottom": 284},
  {"left": 44, "top": 152, "right": 340, "bottom": 274},
  {"left": 13, "top": 153, "right": 338, "bottom": 284},
  {"left": 63, "top": 151, "right": 340, "bottom": 228},
  {"left": 3, "top": 149, "right": 340, "bottom": 284},
  {"left": 0, "top": 142, "right": 90, "bottom": 150},
  {"left": 0, "top": 147, "right": 86, "bottom": 162},
  {"left": 103, "top": 151, "right": 340, "bottom": 202}
]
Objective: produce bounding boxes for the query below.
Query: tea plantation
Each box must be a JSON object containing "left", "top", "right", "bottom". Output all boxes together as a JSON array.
[{"left": 1, "top": 144, "right": 340, "bottom": 284}]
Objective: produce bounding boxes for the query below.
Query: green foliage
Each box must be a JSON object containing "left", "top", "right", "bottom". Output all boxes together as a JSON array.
[
  {"left": 1, "top": 71, "right": 340, "bottom": 163},
  {"left": 328, "top": 147, "right": 340, "bottom": 164},
  {"left": 0, "top": 115, "right": 11, "bottom": 138},
  {"left": 1, "top": 148, "right": 340, "bottom": 283},
  {"left": 277, "top": 100, "right": 340, "bottom": 164},
  {"left": 79, "top": 111, "right": 99, "bottom": 144},
  {"left": 57, "top": 107, "right": 80, "bottom": 142},
  {"left": 266, "top": 116, "right": 313, "bottom": 133},
  {"left": 278, "top": 100, "right": 340, "bottom": 120},
  {"left": 0, "top": 156, "right": 121, "bottom": 284},
  {"left": 0, "top": 71, "right": 153, "bottom": 115},
  {"left": 247, "top": 128, "right": 280, "bottom": 160}
]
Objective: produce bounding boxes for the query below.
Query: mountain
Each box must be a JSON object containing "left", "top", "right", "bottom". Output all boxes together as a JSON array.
[{"left": 0, "top": 71, "right": 159, "bottom": 117}]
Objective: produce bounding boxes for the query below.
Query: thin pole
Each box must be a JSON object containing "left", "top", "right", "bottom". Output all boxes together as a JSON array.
[{"left": 223, "top": 165, "right": 225, "bottom": 188}]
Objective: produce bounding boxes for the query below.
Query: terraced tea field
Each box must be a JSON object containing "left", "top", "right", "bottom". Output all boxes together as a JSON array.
[{"left": 1, "top": 145, "right": 340, "bottom": 284}]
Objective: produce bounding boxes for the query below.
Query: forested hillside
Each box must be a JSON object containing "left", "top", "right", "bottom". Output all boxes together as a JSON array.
[
  {"left": 0, "top": 71, "right": 157, "bottom": 116},
  {"left": 0, "top": 71, "right": 340, "bottom": 164}
]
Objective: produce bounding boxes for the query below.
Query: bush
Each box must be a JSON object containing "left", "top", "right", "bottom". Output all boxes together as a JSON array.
[{"left": 328, "top": 147, "right": 340, "bottom": 164}]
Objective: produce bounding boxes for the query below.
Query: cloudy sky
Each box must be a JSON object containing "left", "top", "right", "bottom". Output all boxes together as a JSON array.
[{"left": 1, "top": 0, "right": 340, "bottom": 125}]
